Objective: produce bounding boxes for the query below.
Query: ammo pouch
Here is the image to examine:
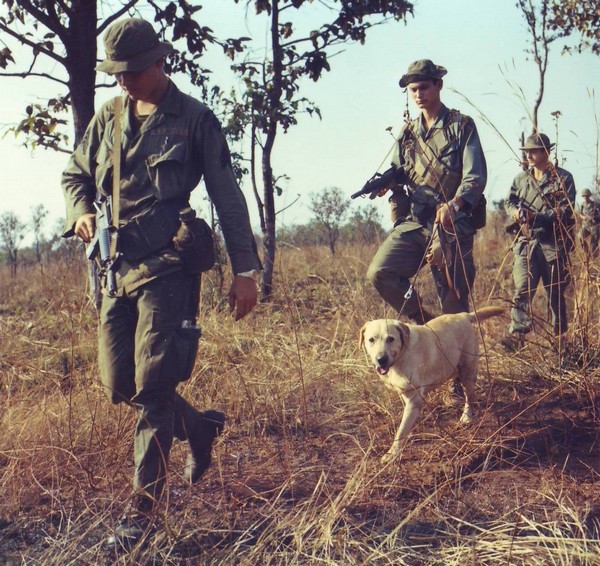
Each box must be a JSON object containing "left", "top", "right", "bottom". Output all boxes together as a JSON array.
[
  {"left": 118, "top": 200, "right": 182, "bottom": 262},
  {"left": 411, "top": 186, "right": 441, "bottom": 228},
  {"left": 470, "top": 194, "right": 487, "bottom": 230},
  {"left": 172, "top": 209, "right": 216, "bottom": 273}
]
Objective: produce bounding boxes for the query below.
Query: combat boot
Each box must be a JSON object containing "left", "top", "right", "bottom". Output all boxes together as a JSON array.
[
  {"left": 184, "top": 409, "right": 225, "bottom": 484},
  {"left": 106, "top": 515, "right": 152, "bottom": 552}
]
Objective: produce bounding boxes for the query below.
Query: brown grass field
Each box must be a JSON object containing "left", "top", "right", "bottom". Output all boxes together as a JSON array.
[{"left": 0, "top": 213, "right": 599, "bottom": 565}]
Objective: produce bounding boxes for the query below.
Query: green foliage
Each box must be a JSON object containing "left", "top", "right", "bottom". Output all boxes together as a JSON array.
[
  {"left": 10, "top": 98, "right": 70, "bottom": 152},
  {"left": 341, "top": 202, "right": 386, "bottom": 244},
  {"left": 309, "top": 187, "right": 351, "bottom": 254},
  {"left": 278, "top": 200, "right": 385, "bottom": 248},
  {"left": 549, "top": 0, "right": 600, "bottom": 54},
  {"left": 0, "top": 210, "right": 26, "bottom": 275}
]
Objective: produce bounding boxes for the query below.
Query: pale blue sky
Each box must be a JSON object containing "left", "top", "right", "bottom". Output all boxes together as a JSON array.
[{"left": 1, "top": 0, "right": 598, "bottom": 240}]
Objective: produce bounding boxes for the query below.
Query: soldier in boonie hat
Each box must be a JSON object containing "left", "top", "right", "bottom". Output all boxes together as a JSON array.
[
  {"left": 520, "top": 133, "right": 555, "bottom": 152},
  {"left": 399, "top": 59, "right": 447, "bottom": 88},
  {"left": 501, "top": 128, "right": 576, "bottom": 344},
  {"left": 96, "top": 18, "right": 174, "bottom": 74},
  {"left": 367, "top": 52, "right": 487, "bottom": 337},
  {"left": 63, "top": 14, "right": 262, "bottom": 553}
]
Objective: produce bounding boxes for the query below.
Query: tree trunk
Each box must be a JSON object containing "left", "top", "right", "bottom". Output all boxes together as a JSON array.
[
  {"left": 259, "top": 1, "right": 284, "bottom": 300},
  {"left": 65, "top": 0, "right": 98, "bottom": 147}
]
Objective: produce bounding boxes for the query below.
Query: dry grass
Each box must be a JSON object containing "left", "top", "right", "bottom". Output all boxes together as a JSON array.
[{"left": 0, "top": 225, "right": 599, "bottom": 565}]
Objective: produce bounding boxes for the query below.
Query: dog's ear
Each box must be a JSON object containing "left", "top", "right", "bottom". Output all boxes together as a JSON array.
[
  {"left": 394, "top": 322, "right": 410, "bottom": 348},
  {"left": 359, "top": 323, "right": 367, "bottom": 349}
]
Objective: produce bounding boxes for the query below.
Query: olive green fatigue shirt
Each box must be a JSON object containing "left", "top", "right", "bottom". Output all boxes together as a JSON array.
[
  {"left": 392, "top": 104, "right": 487, "bottom": 234},
  {"left": 579, "top": 198, "right": 600, "bottom": 231},
  {"left": 62, "top": 81, "right": 261, "bottom": 294},
  {"left": 505, "top": 166, "right": 576, "bottom": 258}
]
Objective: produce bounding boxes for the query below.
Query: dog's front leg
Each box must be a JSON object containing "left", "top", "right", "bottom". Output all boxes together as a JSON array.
[{"left": 381, "top": 391, "right": 423, "bottom": 464}]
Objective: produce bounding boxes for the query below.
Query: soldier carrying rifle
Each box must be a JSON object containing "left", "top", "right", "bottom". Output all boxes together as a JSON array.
[
  {"left": 362, "top": 59, "right": 487, "bottom": 324},
  {"left": 61, "top": 18, "right": 262, "bottom": 550},
  {"left": 577, "top": 187, "right": 600, "bottom": 257},
  {"left": 501, "top": 133, "right": 576, "bottom": 348}
]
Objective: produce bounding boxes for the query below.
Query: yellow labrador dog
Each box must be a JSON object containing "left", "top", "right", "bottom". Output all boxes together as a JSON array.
[{"left": 360, "top": 306, "right": 503, "bottom": 463}]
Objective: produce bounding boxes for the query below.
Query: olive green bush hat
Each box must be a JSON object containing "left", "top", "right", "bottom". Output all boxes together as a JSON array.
[
  {"left": 520, "top": 133, "right": 555, "bottom": 151},
  {"left": 96, "top": 18, "right": 173, "bottom": 74},
  {"left": 399, "top": 59, "right": 447, "bottom": 88},
  {"left": 581, "top": 188, "right": 592, "bottom": 196}
]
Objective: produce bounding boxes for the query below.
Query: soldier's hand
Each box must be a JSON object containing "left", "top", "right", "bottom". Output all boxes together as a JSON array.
[
  {"left": 74, "top": 213, "right": 96, "bottom": 243},
  {"left": 370, "top": 187, "right": 389, "bottom": 200},
  {"left": 436, "top": 203, "right": 455, "bottom": 230},
  {"left": 228, "top": 275, "right": 258, "bottom": 321}
]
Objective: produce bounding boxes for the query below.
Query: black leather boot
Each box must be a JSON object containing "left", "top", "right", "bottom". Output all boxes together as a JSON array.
[{"left": 184, "top": 409, "right": 225, "bottom": 484}]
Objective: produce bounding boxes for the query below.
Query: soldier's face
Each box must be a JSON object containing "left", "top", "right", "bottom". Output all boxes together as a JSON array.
[
  {"left": 525, "top": 148, "right": 550, "bottom": 170},
  {"left": 115, "top": 60, "right": 163, "bottom": 102},
  {"left": 408, "top": 80, "right": 442, "bottom": 112}
]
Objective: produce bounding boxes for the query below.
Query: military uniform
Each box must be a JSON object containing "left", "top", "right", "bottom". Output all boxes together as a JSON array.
[
  {"left": 505, "top": 137, "right": 576, "bottom": 336},
  {"left": 577, "top": 189, "right": 600, "bottom": 256},
  {"left": 62, "top": 19, "right": 261, "bottom": 527},
  {"left": 367, "top": 98, "right": 487, "bottom": 318}
]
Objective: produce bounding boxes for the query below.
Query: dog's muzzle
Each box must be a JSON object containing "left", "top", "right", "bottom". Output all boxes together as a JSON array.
[{"left": 376, "top": 354, "right": 390, "bottom": 375}]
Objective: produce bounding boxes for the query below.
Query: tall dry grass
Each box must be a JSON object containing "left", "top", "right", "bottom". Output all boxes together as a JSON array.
[{"left": 0, "top": 222, "right": 599, "bottom": 565}]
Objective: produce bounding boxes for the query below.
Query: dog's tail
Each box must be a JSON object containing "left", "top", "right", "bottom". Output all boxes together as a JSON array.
[{"left": 468, "top": 306, "right": 504, "bottom": 324}]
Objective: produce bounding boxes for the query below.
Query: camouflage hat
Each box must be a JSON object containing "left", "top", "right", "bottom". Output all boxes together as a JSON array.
[
  {"left": 96, "top": 18, "right": 173, "bottom": 74},
  {"left": 399, "top": 59, "right": 447, "bottom": 88},
  {"left": 520, "top": 133, "right": 555, "bottom": 151},
  {"left": 581, "top": 188, "right": 592, "bottom": 196}
]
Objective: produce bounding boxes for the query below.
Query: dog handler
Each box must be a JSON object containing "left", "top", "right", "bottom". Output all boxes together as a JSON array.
[
  {"left": 366, "top": 59, "right": 487, "bottom": 323},
  {"left": 62, "top": 18, "right": 261, "bottom": 548}
]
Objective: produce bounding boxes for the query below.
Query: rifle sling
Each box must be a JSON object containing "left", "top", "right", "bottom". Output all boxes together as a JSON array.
[{"left": 110, "top": 96, "right": 123, "bottom": 257}]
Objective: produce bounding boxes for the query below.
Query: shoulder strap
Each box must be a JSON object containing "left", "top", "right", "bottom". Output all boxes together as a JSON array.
[
  {"left": 110, "top": 96, "right": 123, "bottom": 257},
  {"left": 409, "top": 125, "right": 461, "bottom": 200}
]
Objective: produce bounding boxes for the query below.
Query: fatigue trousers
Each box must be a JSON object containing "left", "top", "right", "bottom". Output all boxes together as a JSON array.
[
  {"left": 509, "top": 238, "right": 570, "bottom": 336},
  {"left": 98, "top": 271, "right": 203, "bottom": 510},
  {"left": 578, "top": 226, "right": 599, "bottom": 257},
  {"left": 367, "top": 227, "right": 475, "bottom": 317}
]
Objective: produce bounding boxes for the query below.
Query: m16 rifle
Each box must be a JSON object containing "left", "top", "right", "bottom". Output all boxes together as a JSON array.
[
  {"left": 86, "top": 195, "right": 121, "bottom": 296},
  {"left": 505, "top": 199, "right": 536, "bottom": 235},
  {"left": 351, "top": 166, "right": 406, "bottom": 199}
]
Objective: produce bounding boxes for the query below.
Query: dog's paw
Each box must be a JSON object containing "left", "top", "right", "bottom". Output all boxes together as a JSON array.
[{"left": 459, "top": 413, "right": 473, "bottom": 425}]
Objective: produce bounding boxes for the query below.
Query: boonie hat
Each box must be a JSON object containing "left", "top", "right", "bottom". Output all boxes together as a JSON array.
[
  {"left": 581, "top": 188, "right": 592, "bottom": 196},
  {"left": 399, "top": 59, "right": 447, "bottom": 88},
  {"left": 97, "top": 18, "right": 173, "bottom": 74},
  {"left": 520, "top": 133, "right": 555, "bottom": 151}
]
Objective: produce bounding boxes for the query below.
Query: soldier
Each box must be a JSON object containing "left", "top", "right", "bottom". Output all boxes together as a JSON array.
[
  {"left": 366, "top": 59, "right": 488, "bottom": 323},
  {"left": 502, "top": 133, "right": 576, "bottom": 348},
  {"left": 62, "top": 18, "right": 262, "bottom": 549},
  {"left": 577, "top": 188, "right": 600, "bottom": 257}
]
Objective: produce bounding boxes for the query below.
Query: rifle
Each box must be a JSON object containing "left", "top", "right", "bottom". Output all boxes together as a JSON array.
[
  {"left": 351, "top": 166, "right": 405, "bottom": 199},
  {"left": 86, "top": 195, "right": 121, "bottom": 296},
  {"left": 505, "top": 199, "right": 536, "bottom": 235}
]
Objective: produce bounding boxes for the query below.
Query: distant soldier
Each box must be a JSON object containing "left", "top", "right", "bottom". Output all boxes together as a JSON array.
[
  {"left": 577, "top": 188, "right": 600, "bottom": 257},
  {"left": 502, "top": 133, "right": 576, "bottom": 348}
]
